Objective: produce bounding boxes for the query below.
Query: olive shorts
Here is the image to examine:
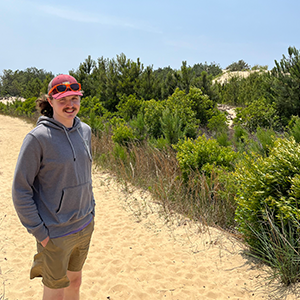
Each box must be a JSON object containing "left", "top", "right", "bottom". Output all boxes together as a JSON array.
[{"left": 30, "top": 219, "right": 94, "bottom": 289}]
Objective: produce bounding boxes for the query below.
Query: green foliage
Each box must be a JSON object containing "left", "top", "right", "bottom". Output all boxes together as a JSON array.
[
  {"left": 249, "top": 127, "right": 276, "bottom": 157},
  {"left": 270, "top": 46, "right": 300, "bottom": 124},
  {"left": 246, "top": 216, "right": 300, "bottom": 285},
  {"left": 129, "top": 113, "right": 147, "bottom": 141},
  {"left": 219, "top": 71, "right": 270, "bottom": 106},
  {"left": 164, "top": 88, "right": 198, "bottom": 138},
  {"left": 111, "top": 123, "right": 135, "bottom": 145},
  {"left": 287, "top": 116, "right": 300, "bottom": 143},
  {"left": 174, "top": 135, "right": 237, "bottom": 180},
  {"left": 116, "top": 94, "right": 143, "bottom": 121},
  {"left": 160, "top": 108, "right": 184, "bottom": 145},
  {"left": 0, "top": 68, "right": 53, "bottom": 97},
  {"left": 187, "top": 87, "right": 217, "bottom": 125},
  {"left": 77, "top": 96, "right": 108, "bottom": 119},
  {"left": 226, "top": 59, "right": 250, "bottom": 71},
  {"left": 207, "top": 113, "right": 231, "bottom": 146},
  {"left": 234, "top": 98, "right": 280, "bottom": 132},
  {"left": 86, "top": 111, "right": 104, "bottom": 136},
  {"left": 143, "top": 99, "right": 164, "bottom": 138},
  {"left": 235, "top": 138, "right": 300, "bottom": 266},
  {"left": 112, "top": 143, "right": 128, "bottom": 163},
  {"left": 192, "top": 61, "right": 222, "bottom": 77},
  {"left": 148, "top": 136, "right": 170, "bottom": 150},
  {"left": 207, "top": 113, "right": 228, "bottom": 134},
  {"left": 232, "top": 125, "right": 277, "bottom": 157}
]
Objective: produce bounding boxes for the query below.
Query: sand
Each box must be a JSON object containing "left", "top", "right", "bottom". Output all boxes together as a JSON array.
[{"left": 0, "top": 114, "right": 298, "bottom": 299}]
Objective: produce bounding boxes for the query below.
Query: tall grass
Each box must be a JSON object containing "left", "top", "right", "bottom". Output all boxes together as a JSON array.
[
  {"left": 92, "top": 131, "right": 237, "bottom": 230},
  {"left": 246, "top": 209, "right": 300, "bottom": 286}
]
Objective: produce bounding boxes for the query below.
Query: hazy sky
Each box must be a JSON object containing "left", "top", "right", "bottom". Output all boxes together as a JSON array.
[{"left": 1, "top": 0, "right": 300, "bottom": 75}]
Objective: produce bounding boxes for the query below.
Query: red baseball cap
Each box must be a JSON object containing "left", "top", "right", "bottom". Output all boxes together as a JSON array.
[{"left": 48, "top": 74, "right": 83, "bottom": 99}]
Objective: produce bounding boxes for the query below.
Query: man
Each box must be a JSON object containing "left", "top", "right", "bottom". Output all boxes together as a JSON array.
[{"left": 12, "top": 74, "right": 95, "bottom": 300}]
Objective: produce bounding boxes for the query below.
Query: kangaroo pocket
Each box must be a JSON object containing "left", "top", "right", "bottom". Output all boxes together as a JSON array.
[{"left": 56, "top": 182, "right": 93, "bottom": 223}]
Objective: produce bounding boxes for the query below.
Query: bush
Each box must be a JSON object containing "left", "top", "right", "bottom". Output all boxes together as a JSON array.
[
  {"left": 235, "top": 137, "right": 300, "bottom": 284},
  {"left": 116, "top": 94, "right": 143, "bottom": 121},
  {"left": 129, "top": 113, "right": 147, "bottom": 142},
  {"left": 234, "top": 97, "right": 280, "bottom": 132},
  {"left": 174, "top": 134, "right": 237, "bottom": 180},
  {"left": 15, "top": 97, "right": 37, "bottom": 117},
  {"left": 143, "top": 99, "right": 164, "bottom": 138},
  {"left": 160, "top": 108, "right": 184, "bottom": 145},
  {"left": 112, "top": 123, "right": 135, "bottom": 145},
  {"left": 288, "top": 115, "right": 300, "bottom": 143}
]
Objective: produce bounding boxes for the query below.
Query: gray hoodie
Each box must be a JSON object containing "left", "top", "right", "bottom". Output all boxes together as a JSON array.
[{"left": 12, "top": 116, "right": 95, "bottom": 242}]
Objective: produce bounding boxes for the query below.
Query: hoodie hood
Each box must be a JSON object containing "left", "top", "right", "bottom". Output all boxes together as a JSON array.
[
  {"left": 37, "top": 115, "right": 81, "bottom": 131},
  {"left": 36, "top": 116, "right": 92, "bottom": 162}
]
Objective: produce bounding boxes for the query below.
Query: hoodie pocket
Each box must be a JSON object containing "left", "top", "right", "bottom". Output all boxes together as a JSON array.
[{"left": 56, "top": 181, "right": 93, "bottom": 222}]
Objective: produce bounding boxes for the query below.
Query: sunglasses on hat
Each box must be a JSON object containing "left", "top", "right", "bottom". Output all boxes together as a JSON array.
[{"left": 48, "top": 82, "right": 81, "bottom": 95}]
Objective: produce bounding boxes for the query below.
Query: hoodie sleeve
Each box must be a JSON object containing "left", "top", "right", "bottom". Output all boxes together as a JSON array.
[{"left": 12, "top": 133, "right": 48, "bottom": 242}]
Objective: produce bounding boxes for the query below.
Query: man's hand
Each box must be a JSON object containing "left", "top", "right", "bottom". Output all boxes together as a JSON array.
[{"left": 41, "top": 236, "right": 50, "bottom": 247}]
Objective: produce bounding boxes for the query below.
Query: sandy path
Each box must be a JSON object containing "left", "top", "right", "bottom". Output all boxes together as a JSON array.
[{"left": 0, "top": 114, "right": 297, "bottom": 299}]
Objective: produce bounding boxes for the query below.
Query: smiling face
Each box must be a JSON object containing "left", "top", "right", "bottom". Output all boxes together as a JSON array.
[{"left": 48, "top": 95, "right": 80, "bottom": 128}]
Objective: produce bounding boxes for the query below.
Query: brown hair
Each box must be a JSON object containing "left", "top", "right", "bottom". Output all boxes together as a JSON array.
[{"left": 36, "top": 94, "right": 53, "bottom": 118}]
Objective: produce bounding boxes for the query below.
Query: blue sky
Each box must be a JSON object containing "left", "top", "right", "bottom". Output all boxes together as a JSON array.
[{"left": 1, "top": 0, "right": 300, "bottom": 76}]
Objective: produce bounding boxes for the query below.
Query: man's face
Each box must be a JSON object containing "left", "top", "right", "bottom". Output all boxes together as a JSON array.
[{"left": 49, "top": 95, "right": 80, "bottom": 127}]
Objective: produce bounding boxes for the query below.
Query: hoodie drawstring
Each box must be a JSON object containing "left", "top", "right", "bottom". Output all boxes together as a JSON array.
[
  {"left": 77, "top": 129, "right": 93, "bottom": 162},
  {"left": 63, "top": 127, "right": 77, "bottom": 161}
]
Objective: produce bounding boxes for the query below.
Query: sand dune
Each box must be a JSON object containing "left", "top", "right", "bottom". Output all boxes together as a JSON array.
[{"left": 0, "top": 114, "right": 298, "bottom": 299}]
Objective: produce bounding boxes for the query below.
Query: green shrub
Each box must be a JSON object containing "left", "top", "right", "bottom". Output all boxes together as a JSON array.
[
  {"left": 288, "top": 115, "right": 300, "bottom": 143},
  {"left": 160, "top": 108, "right": 184, "bottom": 145},
  {"left": 15, "top": 97, "right": 37, "bottom": 117},
  {"left": 112, "top": 123, "right": 135, "bottom": 145},
  {"left": 129, "top": 113, "right": 147, "bottom": 141},
  {"left": 234, "top": 97, "right": 280, "bottom": 132},
  {"left": 249, "top": 127, "right": 276, "bottom": 157},
  {"left": 174, "top": 134, "right": 237, "bottom": 180},
  {"left": 116, "top": 94, "right": 143, "bottom": 121},
  {"left": 0, "top": 102, "right": 6, "bottom": 113},
  {"left": 77, "top": 96, "right": 107, "bottom": 118},
  {"left": 207, "top": 113, "right": 228, "bottom": 133},
  {"left": 87, "top": 111, "right": 104, "bottom": 136},
  {"left": 143, "top": 99, "right": 164, "bottom": 138},
  {"left": 235, "top": 137, "right": 300, "bottom": 284},
  {"left": 187, "top": 87, "right": 217, "bottom": 125}
]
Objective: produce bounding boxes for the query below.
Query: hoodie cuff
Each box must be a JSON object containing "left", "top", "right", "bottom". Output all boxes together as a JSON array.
[{"left": 32, "top": 223, "right": 49, "bottom": 242}]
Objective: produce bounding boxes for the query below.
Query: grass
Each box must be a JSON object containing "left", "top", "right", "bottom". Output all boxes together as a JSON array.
[
  {"left": 2, "top": 106, "right": 300, "bottom": 293},
  {"left": 92, "top": 132, "right": 237, "bottom": 231},
  {"left": 245, "top": 211, "right": 300, "bottom": 286}
]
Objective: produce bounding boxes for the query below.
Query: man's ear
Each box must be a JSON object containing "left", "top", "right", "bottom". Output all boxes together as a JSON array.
[{"left": 47, "top": 97, "right": 53, "bottom": 107}]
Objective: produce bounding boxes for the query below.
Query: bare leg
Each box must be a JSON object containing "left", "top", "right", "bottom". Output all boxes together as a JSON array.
[
  {"left": 43, "top": 286, "right": 64, "bottom": 300},
  {"left": 63, "top": 270, "right": 82, "bottom": 300}
]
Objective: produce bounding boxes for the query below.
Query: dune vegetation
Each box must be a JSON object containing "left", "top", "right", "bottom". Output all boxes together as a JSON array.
[{"left": 2, "top": 46, "right": 300, "bottom": 286}]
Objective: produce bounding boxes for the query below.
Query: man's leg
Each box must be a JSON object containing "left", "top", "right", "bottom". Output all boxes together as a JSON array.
[
  {"left": 43, "top": 286, "right": 64, "bottom": 300},
  {"left": 64, "top": 270, "right": 82, "bottom": 300}
]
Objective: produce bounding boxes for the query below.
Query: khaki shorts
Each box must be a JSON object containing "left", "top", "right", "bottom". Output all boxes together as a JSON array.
[{"left": 30, "top": 219, "right": 94, "bottom": 289}]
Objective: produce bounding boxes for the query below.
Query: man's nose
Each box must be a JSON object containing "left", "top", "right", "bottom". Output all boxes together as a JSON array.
[{"left": 65, "top": 99, "right": 74, "bottom": 106}]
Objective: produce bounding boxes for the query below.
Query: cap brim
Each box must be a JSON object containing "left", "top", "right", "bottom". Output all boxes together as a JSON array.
[{"left": 52, "top": 91, "right": 83, "bottom": 100}]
